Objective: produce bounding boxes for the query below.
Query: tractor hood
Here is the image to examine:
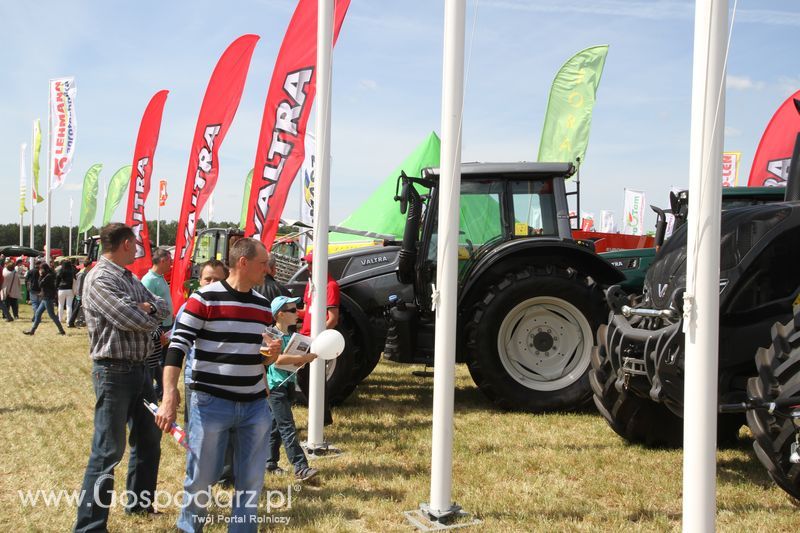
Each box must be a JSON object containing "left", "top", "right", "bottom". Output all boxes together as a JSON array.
[
  {"left": 288, "top": 245, "right": 401, "bottom": 287},
  {"left": 643, "top": 203, "right": 793, "bottom": 309}
]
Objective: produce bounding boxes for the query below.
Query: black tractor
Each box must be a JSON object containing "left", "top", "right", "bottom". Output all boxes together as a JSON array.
[
  {"left": 284, "top": 162, "right": 625, "bottom": 411},
  {"left": 590, "top": 143, "right": 800, "bottom": 498}
]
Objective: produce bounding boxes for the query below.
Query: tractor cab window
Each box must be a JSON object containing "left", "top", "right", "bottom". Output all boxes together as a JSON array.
[
  {"left": 193, "top": 231, "right": 214, "bottom": 264},
  {"left": 510, "top": 179, "right": 558, "bottom": 237},
  {"left": 425, "top": 180, "right": 505, "bottom": 262}
]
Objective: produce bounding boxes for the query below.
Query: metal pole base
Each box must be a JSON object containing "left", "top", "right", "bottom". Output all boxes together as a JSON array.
[
  {"left": 404, "top": 503, "right": 480, "bottom": 531},
  {"left": 301, "top": 440, "right": 343, "bottom": 459}
]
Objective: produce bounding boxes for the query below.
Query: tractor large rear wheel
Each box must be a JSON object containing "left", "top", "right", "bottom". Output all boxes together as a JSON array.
[
  {"left": 464, "top": 266, "right": 605, "bottom": 412},
  {"left": 746, "top": 310, "right": 800, "bottom": 501}
]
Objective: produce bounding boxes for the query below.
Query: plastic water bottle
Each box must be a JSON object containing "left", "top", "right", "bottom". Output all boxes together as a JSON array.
[{"left": 144, "top": 401, "right": 191, "bottom": 452}]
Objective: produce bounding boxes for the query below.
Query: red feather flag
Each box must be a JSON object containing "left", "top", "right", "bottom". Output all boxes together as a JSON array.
[
  {"left": 170, "top": 34, "right": 260, "bottom": 312},
  {"left": 244, "top": 0, "right": 351, "bottom": 247},
  {"left": 748, "top": 90, "right": 800, "bottom": 187},
  {"left": 125, "top": 90, "right": 169, "bottom": 279}
]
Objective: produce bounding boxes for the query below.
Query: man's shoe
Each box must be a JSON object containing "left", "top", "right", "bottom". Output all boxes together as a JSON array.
[
  {"left": 58, "top": 330, "right": 66, "bottom": 335},
  {"left": 125, "top": 506, "right": 161, "bottom": 516},
  {"left": 22, "top": 330, "right": 34, "bottom": 335},
  {"left": 267, "top": 465, "right": 286, "bottom": 476},
  {"left": 295, "top": 467, "right": 318, "bottom": 482}
]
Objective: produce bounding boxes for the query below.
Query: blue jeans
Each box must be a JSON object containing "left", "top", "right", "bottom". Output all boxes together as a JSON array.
[
  {"left": 177, "top": 392, "right": 271, "bottom": 533},
  {"left": 74, "top": 360, "right": 162, "bottom": 532},
  {"left": 184, "top": 384, "right": 235, "bottom": 484},
  {"left": 267, "top": 384, "right": 308, "bottom": 472},
  {"left": 30, "top": 297, "right": 64, "bottom": 333},
  {"left": 29, "top": 292, "right": 41, "bottom": 320}
]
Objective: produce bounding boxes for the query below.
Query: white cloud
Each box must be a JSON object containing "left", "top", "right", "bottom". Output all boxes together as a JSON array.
[
  {"left": 358, "top": 79, "right": 378, "bottom": 91},
  {"left": 775, "top": 76, "right": 800, "bottom": 98},
  {"left": 724, "top": 126, "right": 742, "bottom": 137},
  {"left": 727, "top": 75, "right": 765, "bottom": 91},
  {"left": 486, "top": 0, "right": 800, "bottom": 26}
]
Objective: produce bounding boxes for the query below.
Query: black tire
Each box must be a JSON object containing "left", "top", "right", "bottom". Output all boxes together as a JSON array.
[
  {"left": 295, "top": 312, "right": 360, "bottom": 406},
  {"left": 746, "top": 309, "right": 800, "bottom": 501},
  {"left": 590, "top": 324, "right": 684, "bottom": 447},
  {"left": 464, "top": 265, "right": 605, "bottom": 412}
]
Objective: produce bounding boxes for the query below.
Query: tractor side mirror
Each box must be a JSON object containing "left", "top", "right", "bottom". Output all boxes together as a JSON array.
[
  {"left": 651, "top": 205, "right": 667, "bottom": 249},
  {"left": 395, "top": 171, "right": 410, "bottom": 215}
]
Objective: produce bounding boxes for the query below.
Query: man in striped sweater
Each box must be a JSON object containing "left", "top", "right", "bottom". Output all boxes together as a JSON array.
[{"left": 157, "top": 238, "right": 282, "bottom": 532}]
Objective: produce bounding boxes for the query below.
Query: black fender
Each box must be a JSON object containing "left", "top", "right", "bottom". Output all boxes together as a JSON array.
[{"left": 458, "top": 239, "right": 625, "bottom": 309}]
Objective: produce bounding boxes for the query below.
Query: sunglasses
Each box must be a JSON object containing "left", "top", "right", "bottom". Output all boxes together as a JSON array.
[{"left": 282, "top": 307, "right": 298, "bottom": 313}]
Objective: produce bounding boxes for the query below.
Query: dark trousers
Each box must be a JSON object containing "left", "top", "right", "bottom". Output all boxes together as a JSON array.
[
  {"left": 5, "top": 297, "right": 18, "bottom": 319},
  {"left": 31, "top": 298, "right": 64, "bottom": 334},
  {"left": 267, "top": 384, "right": 308, "bottom": 472},
  {"left": 68, "top": 297, "right": 82, "bottom": 327},
  {"left": 0, "top": 298, "right": 10, "bottom": 320},
  {"left": 74, "top": 360, "right": 162, "bottom": 532}
]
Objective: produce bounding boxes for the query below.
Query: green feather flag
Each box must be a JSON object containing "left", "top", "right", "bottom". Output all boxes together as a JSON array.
[
  {"left": 32, "top": 119, "right": 44, "bottom": 203},
  {"left": 239, "top": 168, "right": 253, "bottom": 230},
  {"left": 78, "top": 164, "right": 103, "bottom": 233},
  {"left": 102, "top": 165, "right": 132, "bottom": 226},
  {"left": 538, "top": 45, "right": 609, "bottom": 168}
]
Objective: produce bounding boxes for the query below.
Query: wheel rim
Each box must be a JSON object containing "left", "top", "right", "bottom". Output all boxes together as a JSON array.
[{"left": 497, "top": 296, "right": 593, "bottom": 392}]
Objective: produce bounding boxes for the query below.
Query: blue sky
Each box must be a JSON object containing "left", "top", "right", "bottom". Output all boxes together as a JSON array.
[{"left": 2, "top": 0, "right": 799, "bottom": 232}]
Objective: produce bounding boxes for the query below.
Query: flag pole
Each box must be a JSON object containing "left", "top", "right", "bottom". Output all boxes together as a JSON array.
[
  {"left": 157, "top": 192, "right": 161, "bottom": 247},
  {"left": 682, "top": 0, "right": 726, "bottom": 531},
  {"left": 427, "top": 0, "right": 464, "bottom": 520},
  {"left": 19, "top": 143, "right": 25, "bottom": 246},
  {"left": 45, "top": 81, "right": 53, "bottom": 263},
  {"left": 307, "top": 0, "right": 334, "bottom": 452},
  {"left": 30, "top": 121, "right": 36, "bottom": 251},
  {"left": 68, "top": 198, "right": 73, "bottom": 256}
]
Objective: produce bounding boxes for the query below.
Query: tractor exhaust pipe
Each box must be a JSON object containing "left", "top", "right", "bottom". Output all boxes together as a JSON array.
[{"left": 784, "top": 98, "right": 800, "bottom": 202}]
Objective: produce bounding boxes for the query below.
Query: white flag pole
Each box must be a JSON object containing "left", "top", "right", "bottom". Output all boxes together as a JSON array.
[
  {"left": 19, "top": 143, "right": 27, "bottom": 246},
  {"left": 30, "top": 121, "right": 36, "bottom": 251},
  {"left": 682, "top": 0, "right": 727, "bottom": 531},
  {"left": 426, "top": 0, "right": 465, "bottom": 520},
  {"left": 45, "top": 82, "right": 53, "bottom": 263},
  {"left": 307, "top": 0, "right": 334, "bottom": 451},
  {"left": 157, "top": 180, "right": 162, "bottom": 247},
  {"left": 68, "top": 197, "right": 73, "bottom": 256}
]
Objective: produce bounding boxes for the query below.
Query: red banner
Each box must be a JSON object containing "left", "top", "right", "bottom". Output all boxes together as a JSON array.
[
  {"left": 748, "top": 91, "right": 800, "bottom": 186},
  {"left": 170, "top": 34, "right": 260, "bottom": 312},
  {"left": 158, "top": 179, "right": 168, "bottom": 207},
  {"left": 244, "top": 0, "right": 351, "bottom": 247},
  {"left": 124, "top": 90, "right": 169, "bottom": 279}
]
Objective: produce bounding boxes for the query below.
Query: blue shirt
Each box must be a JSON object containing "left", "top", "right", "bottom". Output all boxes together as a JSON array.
[
  {"left": 141, "top": 270, "right": 173, "bottom": 327},
  {"left": 266, "top": 333, "right": 296, "bottom": 390}
]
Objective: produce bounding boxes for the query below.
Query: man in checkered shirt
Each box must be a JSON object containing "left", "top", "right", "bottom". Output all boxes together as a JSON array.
[{"left": 74, "top": 223, "right": 170, "bottom": 533}]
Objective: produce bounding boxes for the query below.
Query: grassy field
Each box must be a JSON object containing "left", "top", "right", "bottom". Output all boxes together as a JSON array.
[{"left": 0, "top": 306, "right": 797, "bottom": 532}]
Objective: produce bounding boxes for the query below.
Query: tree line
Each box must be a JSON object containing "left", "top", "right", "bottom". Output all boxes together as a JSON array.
[{"left": 0, "top": 220, "right": 240, "bottom": 254}]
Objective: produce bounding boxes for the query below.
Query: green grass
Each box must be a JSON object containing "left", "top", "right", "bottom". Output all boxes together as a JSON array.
[{"left": 0, "top": 305, "right": 797, "bottom": 532}]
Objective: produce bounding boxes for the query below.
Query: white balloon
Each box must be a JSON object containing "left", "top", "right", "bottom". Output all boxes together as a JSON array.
[{"left": 311, "top": 329, "right": 346, "bottom": 360}]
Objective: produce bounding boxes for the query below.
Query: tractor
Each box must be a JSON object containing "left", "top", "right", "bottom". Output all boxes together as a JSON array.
[
  {"left": 590, "top": 157, "right": 800, "bottom": 498},
  {"left": 286, "top": 162, "right": 626, "bottom": 411}
]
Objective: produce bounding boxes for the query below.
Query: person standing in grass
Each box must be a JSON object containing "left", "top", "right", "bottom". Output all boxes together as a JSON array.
[
  {"left": 141, "top": 248, "right": 175, "bottom": 400},
  {"left": 56, "top": 259, "right": 76, "bottom": 323},
  {"left": 266, "top": 295, "right": 318, "bottom": 481},
  {"left": 67, "top": 259, "right": 93, "bottom": 328},
  {"left": 73, "top": 223, "right": 169, "bottom": 532},
  {"left": 173, "top": 258, "right": 236, "bottom": 486},
  {"left": 1, "top": 259, "right": 21, "bottom": 320},
  {"left": 24, "top": 263, "right": 65, "bottom": 335},
  {"left": 26, "top": 259, "right": 42, "bottom": 318},
  {"left": 157, "top": 238, "right": 282, "bottom": 533}
]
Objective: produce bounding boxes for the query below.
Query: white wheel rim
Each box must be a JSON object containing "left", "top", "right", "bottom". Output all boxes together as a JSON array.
[{"left": 497, "top": 296, "right": 593, "bottom": 392}]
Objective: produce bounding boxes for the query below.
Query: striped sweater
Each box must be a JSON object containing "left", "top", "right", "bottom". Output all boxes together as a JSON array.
[{"left": 165, "top": 280, "right": 273, "bottom": 402}]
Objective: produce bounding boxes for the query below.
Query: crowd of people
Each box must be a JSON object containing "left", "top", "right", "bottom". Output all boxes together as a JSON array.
[
  {"left": 0, "top": 253, "right": 92, "bottom": 334},
  {"left": 62, "top": 223, "right": 340, "bottom": 533}
]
